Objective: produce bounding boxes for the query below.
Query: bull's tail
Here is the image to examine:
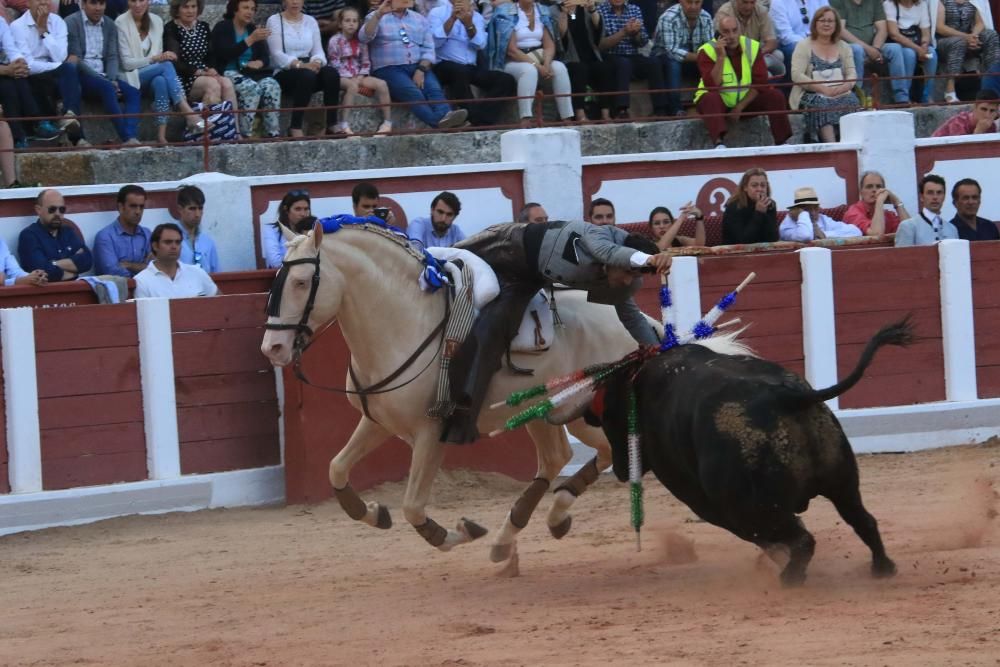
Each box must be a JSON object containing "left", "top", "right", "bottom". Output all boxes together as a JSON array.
[{"left": 783, "top": 316, "right": 917, "bottom": 408}]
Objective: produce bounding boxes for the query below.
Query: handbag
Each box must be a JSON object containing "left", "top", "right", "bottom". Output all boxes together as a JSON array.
[
  {"left": 811, "top": 66, "right": 845, "bottom": 89},
  {"left": 891, "top": 3, "right": 923, "bottom": 45},
  {"left": 183, "top": 100, "right": 239, "bottom": 142}
]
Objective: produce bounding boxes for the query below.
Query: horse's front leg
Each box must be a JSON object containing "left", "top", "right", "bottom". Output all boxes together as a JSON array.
[
  {"left": 545, "top": 419, "right": 612, "bottom": 539},
  {"left": 404, "top": 429, "right": 488, "bottom": 551},
  {"left": 330, "top": 416, "right": 394, "bottom": 529}
]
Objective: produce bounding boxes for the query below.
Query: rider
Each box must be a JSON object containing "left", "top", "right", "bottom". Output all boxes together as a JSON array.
[{"left": 442, "top": 219, "right": 672, "bottom": 444}]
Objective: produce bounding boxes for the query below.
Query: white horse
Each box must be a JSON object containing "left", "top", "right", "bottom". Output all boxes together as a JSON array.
[{"left": 260, "top": 221, "right": 747, "bottom": 567}]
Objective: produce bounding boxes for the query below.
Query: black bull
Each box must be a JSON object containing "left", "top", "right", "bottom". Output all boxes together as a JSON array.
[{"left": 596, "top": 319, "right": 915, "bottom": 586}]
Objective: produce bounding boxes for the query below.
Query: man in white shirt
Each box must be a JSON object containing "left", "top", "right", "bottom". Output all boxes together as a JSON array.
[
  {"left": 894, "top": 174, "right": 960, "bottom": 247},
  {"left": 10, "top": 0, "right": 81, "bottom": 139},
  {"left": 780, "top": 187, "right": 864, "bottom": 241},
  {"left": 134, "top": 223, "right": 220, "bottom": 299}
]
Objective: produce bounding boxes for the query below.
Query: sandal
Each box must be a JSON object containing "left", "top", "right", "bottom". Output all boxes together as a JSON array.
[{"left": 375, "top": 121, "right": 392, "bottom": 135}]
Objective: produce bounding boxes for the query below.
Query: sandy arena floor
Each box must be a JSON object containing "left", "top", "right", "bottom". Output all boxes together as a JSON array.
[{"left": 1, "top": 441, "right": 998, "bottom": 667}]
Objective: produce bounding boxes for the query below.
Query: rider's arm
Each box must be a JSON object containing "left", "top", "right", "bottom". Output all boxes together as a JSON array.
[{"left": 615, "top": 297, "right": 659, "bottom": 345}]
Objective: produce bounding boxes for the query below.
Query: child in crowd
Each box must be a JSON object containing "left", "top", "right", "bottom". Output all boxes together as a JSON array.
[{"left": 326, "top": 6, "right": 393, "bottom": 136}]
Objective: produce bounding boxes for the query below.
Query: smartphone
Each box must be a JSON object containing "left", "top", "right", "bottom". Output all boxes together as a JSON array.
[{"left": 373, "top": 207, "right": 391, "bottom": 221}]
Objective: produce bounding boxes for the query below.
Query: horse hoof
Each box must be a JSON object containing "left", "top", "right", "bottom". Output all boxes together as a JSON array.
[
  {"left": 375, "top": 505, "right": 392, "bottom": 530},
  {"left": 459, "top": 517, "right": 488, "bottom": 541},
  {"left": 496, "top": 549, "right": 520, "bottom": 578},
  {"left": 490, "top": 542, "right": 514, "bottom": 563},
  {"left": 549, "top": 514, "right": 572, "bottom": 540}
]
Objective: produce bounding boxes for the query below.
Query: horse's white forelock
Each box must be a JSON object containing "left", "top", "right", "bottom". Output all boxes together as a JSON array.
[{"left": 692, "top": 328, "right": 757, "bottom": 358}]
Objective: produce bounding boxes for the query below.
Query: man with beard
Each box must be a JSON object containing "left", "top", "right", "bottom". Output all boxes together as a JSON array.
[
  {"left": 18, "top": 188, "right": 93, "bottom": 282},
  {"left": 406, "top": 191, "right": 467, "bottom": 248}
]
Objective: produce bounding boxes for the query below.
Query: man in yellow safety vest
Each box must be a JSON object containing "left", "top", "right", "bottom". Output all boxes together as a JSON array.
[{"left": 692, "top": 13, "right": 792, "bottom": 149}]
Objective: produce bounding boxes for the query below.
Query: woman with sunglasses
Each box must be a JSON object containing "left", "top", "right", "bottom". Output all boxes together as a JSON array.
[
  {"left": 263, "top": 189, "right": 312, "bottom": 268},
  {"left": 266, "top": 0, "right": 342, "bottom": 136}
]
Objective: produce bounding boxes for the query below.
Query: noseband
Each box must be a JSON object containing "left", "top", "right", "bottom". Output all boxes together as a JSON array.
[{"left": 264, "top": 253, "right": 322, "bottom": 358}]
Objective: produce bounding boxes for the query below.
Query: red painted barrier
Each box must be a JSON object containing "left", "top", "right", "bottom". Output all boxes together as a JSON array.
[
  {"left": 971, "top": 242, "right": 1000, "bottom": 398},
  {"left": 0, "top": 335, "right": 6, "bottom": 494}
]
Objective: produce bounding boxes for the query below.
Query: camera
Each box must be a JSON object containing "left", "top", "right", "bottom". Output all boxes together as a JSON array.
[{"left": 373, "top": 207, "right": 391, "bottom": 221}]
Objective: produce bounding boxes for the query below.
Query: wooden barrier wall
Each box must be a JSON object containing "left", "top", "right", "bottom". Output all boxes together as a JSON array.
[
  {"left": 0, "top": 336, "right": 7, "bottom": 494},
  {"left": 171, "top": 294, "right": 281, "bottom": 475},
  {"left": 971, "top": 242, "right": 1000, "bottom": 398},
  {"left": 34, "top": 304, "right": 147, "bottom": 490}
]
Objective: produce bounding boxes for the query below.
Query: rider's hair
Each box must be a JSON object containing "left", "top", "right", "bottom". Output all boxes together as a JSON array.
[{"left": 623, "top": 233, "right": 659, "bottom": 257}]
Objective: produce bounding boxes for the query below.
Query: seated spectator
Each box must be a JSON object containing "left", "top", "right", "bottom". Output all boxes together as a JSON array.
[
  {"left": 894, "top": 173, "right": 959, "bottom": 246},
  {"left": 596, "top": 0, "right": 669, "bottom": 119},
  {"left": 328, "top": 5, "right": 393, "bottom": 135},
  {"left": 428, "top": 0, "right": 515, "bottom": 127},
  {"left": 771, "top": 0, "right": 827, "bottom": 76},
  {"left": 950, "top": 177, "right": 999, "bottom": 240},
  {"left": 0, "top": 120, "right": 16, "bottom": 186},
  {"left": 653, "top": 0, "right": 713, "bottom": 115},
  {"left": 174, "top": 185, "right": 219, "bottom": 272},
  {"left": 93, "top": 183, "right": 152, "bottom": 276},
  {"left": 407, "top": 191, "right": 466, "bottom": 248},
  {"left": 693, "top": 14, "right": 792, "bottom": 149},
  {"left": 303, "top": 0, "right": 340, "bottom": 43},
  {"left": 844, "top": 170, "right": 909, "bottom": 235},
  {"left": 485, "top": 0, "right": 573, "bottom": 126},
  {"left": 556, "top": 0, "right": 614, "bottom": 122},
  {"left": 722, "top": 167, "right": 778, "bottom": 243},
  {"left": 518, "top": 201, "right": 548, "bottom": 223},
  {"left": 116, "top": 0, "right": 205, "bottom": 144},
  {"left": 134, "top": 222, "right": 220, "bottom": 298},
  {"left": 932, "top": 88, "right": 999, "bottom": 135},
  {"left": 65, "top": 0, "right": 141, "bottom": 146},
  {"left": 779, "top": 186, "right": 863, "bottom": 240},
  {"left": 352, "top": 180, "right": 381, "bottom": 216},
  {"left": 789, "top": 7, "right": 861, "bottom": 143},
  {"left": 648, "top": 204, "right": 706, "bottom": 248},
  {"left": 266, "top": 0, "right": 341, "bottom": 137},
  {"left": 884, "top": 0, "right": 937, "bottom": 104},
  {"left": 716, "top": 0, "right": 785, "bottom": 76},
  {"left": 263, "top": 188, "right": 311, "bottom": 268},
  {"left": 18, "top": 189, "right": 92, "bottom": 280},
  {"left": 212, "top": 0, "right": 282, "bottom": 139},
  {"left": 831, "top": 0, "right": 909, "bottom": 104},
  {"left": 983, "top": 59, "right": 1000, "bottom": 95},
  {"left": 0, "top": 16, "right": 61, "bottom": 147},
  {"left": 589, "top": 197, "right": 615, "bottom": 225},
  {"left": 935, "top": 0, "right": 998, "bottom": 103},
  {"left": 1, "top": 236, "right": 47, "bottom": 286}
]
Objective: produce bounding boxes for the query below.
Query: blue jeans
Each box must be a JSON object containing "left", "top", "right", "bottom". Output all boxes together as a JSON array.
[
  {"left": 372, "top": 63, "right": 450, "bottom": 127},
  {"left": 663, "top": 56, "right": 699, "bottom": 114},
  {"left": 138, "top": 61, "right": 186, "bottom": 125},
  {"left": 63, "top": 63, "right": 141, "bottom": 140},
  {"left": 849, "top": 42, "right": 909, "bottom": 102},
  {"left": 900, "top": 45, "right": 938, "bottom": 103},
  {"left": 779, "top": 41, "right": 798, "bottom": 87}
]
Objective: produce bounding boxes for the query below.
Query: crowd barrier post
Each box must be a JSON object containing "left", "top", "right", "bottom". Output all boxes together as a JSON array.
[
  {"left": 500, "top": 128, "right": 584, "bottom": 221},
  {"left": 841, "top": 110, "right": 919, "bottom": 214}
]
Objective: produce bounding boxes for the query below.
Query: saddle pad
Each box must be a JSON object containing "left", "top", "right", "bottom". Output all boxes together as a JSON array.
[{"left": 510, "top": 289, "right": 554, "bottom": 353}]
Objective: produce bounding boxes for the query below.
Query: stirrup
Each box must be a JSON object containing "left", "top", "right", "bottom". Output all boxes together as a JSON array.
[{"left": 506, "top": 347, "right": 534, "bottom": 376}]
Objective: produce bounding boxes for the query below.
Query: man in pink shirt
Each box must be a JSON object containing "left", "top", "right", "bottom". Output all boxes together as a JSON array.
[
  {"left": 932, "top": 90, "right": 999, "bottom": 137},
  {"left": 843, "top": 170, "right": 911, "bottom": 235}
]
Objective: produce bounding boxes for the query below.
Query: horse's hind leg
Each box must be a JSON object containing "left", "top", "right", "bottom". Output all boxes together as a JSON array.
[
  {"left": 490, "top": 421, "right": 572, "bottom": 565},
  {"left": 546, "top": 420, "right": 613, "bottom": 539},
  {"left": 330, "top": 416, "right": 394, "bottom": 529}
]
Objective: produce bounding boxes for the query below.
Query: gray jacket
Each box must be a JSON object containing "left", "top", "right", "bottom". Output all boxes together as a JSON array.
[
  {"left": 536, "top": 220, "right": 657, "bottom": 345},
  {"left": 66, "top": 12, "right": 119, "bottom": 82}
]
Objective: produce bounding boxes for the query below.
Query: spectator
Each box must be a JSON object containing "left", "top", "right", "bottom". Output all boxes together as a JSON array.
[
  {"left": 65, "top": 0, "right": 141, "bottom": 146},
  {"left": 950, "top": 177, "right": 999, "bottom": 240},
  {"left": 693, "top": 13, "right": 792, "bottom": 149},
  {"left": 831, "top": 0, "right": 909, "bottom": 104},
  {"left": 556, "top": 0, "right": 614, "bottom": 122},
  {"left": 932, "top": 88, "right": 999, "bottom": 135},
  {"left": 772, "top": 0, "right": 827, "bottom": 70},
  {"left": 779, "top": 186, "right": 863, "bottom": 240},
  {"left": 894, "top": 173, "right": 959, "bottom": 246},
  {"left": 328, "top": 5, "right": 393, "bottom": 135},
  {"left": 303, "top": 0, "right": 341, "bottom": 43},
  {"left": 266, "top": 0, "right": 341, "bottom": 136},
  {"left": 0, "top": 16, "right": 61, "bottom": 148},
  {"left": 352, "top": 180, "right": 380, "bottom": 216},
  {"left": 722, "top": 167, "right": 779, "bottom": 243},
  {"left": 407, "top": 191, "right": 466, "bottom": 247},
  {"left": 648, "top": 204, "right": 706, "bottom": 248},
  {"left": 174, "top": 185, "right": 219, "bottom": 272},
  {"left": 361, "top": 0, "right": 468, "bottom": 129},
  {"left": 485, "top": 0, "right": 573, "bottom": 126},
  {"left": 18, "top": 188, "right": 92, "bottom": 280},
  {"left": 428, "top": 0, "right": 515, "bottom": 127},
  {"left": 790, "top": 7, "right": 861, "bottom": 143},
  {"left": 653, "top": 0, "right": 714, "bottom": 115},
  {"left": 134, "top": 222, "right": 220, "bottom": 298},
  {"left": 93, "top": 184, "right": 152, "bottom": 276},
  {"left": 11, "top": 0, "right": 82, "bottom": 139},
  {"left": 884, "top": 0, "right": 937, "bottom": 104},
  {"left": 212, "top": 0, "right": 282, "bottom": 139},
  {"left": 0, "top": 120, "right": 16, "bottom": 185},
  {"left": 116, "top": 0, "right": 205, "bottom": 144},
  {"left": 597, "top": 0, "right": 670, "bottom": 119},
  {"left": 717, "top": 0, "right": 785, "bottom": 75},
  {"left": 263, "top": 188, "right": 311, "bottom": 268},
  {"left": 935, "top": 0, "right": 999, "bottom": 103},
  {"left": 983, "top": 59, "right": 1000, "bottom": 95},
  {"left": 589, "top": 197, "right": 615, "bottom": 225},
  {"left": 518, "top": 201, "right": 548, "bottom": 223},
  {"left": 843, "top": 169, "right": 909, "bottom": 235},
  {"left": 1, "top": 236, "right": 47, "bottom": 286}
]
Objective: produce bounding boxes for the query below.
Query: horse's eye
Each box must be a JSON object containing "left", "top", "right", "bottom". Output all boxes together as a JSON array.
[{"left": 292, "top": 279, "right": 308, "bottom": 289}]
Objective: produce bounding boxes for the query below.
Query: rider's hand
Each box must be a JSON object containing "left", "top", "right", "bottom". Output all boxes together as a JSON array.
[{"left": 645, "top": 253, "right": 672, "bottom": 274}]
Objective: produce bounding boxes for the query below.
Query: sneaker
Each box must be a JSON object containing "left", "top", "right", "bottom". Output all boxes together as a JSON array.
[
  {"left": 123, "top": 137, "right": 142, "bottom": 146},
  {"left": 375, "top": 120, "right": 392, "bottom": 135},
  {"left": 75, "top": 138, "right": 91, "bottom": 147},
  {"left": 32, "top": 121, "right": 61, "bottom": 141},
  {"left": 437, "top": 108, "right": 468, "bottom": 129},
  {"left": 57, "top": 111, "right": 80, "bottom": 131},
  {"left": 715, "top": 142, "right": 727, "bottom": 150},
  {"left": 944, "top": 92, "right": 960, "bottom": 103}
]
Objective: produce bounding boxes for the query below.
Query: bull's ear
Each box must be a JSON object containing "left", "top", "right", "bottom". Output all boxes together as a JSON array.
[
  {"left": 280, "top": 223, "right": 296, "bottom": 242},
  {"left": 312, "top": 220, "right": 324, "bottom": 249}
]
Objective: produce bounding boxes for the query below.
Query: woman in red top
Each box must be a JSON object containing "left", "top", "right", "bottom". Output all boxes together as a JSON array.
[{"left": 843, "top": 171, "right": 911, "bottom": 236}]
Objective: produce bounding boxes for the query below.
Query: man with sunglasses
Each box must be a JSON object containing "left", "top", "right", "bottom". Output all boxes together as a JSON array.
[
  {"left": 174, "top": 185, "right": 219, "bottom": 273},
  {"left": 18, "top": 188, "right": 93, "bottom": 282},
  {"left": 772, "top": 0, "right": 827, "bottom": 80}
]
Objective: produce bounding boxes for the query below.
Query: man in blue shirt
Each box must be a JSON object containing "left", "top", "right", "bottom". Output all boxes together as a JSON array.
[
  {"left": 407, "top": 191, "right": 467, "bottom": 248},
  {"left": 428, "top": 0, "right": 515, "bottom": 126},
  {"left": 174, "top": 185, "right": 220, "bottom": 273},
  {"left": 18, "top": 188, "right": 93, "bottom": 281},
  {"left": 950, "top": 178, "right": 1000, "bottom": 242},
  {"left": 93, "top": 184, "right": 152, "bottom": 277}
]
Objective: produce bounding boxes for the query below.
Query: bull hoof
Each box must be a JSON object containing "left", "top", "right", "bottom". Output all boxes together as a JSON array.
[
  {"left": 375, "top": 505, "right": 392, "bottom": 530},
  {"left": 459, "top": 518, "right": 488, "bottom": 541},
  {"left": 872, "top": 557, "right": 897, "bottom": 578},
  {"left": 779, "top": 568, "right": 807, "bottom": 588},
  {"left": 490, "top": 542, "right": 514, "bottom": 563},
  {"left": 549, "top": 514, "right": 572, "bottom": 540}
]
